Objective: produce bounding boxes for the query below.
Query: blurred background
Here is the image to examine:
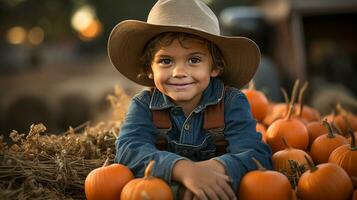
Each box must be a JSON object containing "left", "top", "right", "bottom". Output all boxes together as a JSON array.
[{"left": 1, "top": 0, "right": 357, "bottom": 137}]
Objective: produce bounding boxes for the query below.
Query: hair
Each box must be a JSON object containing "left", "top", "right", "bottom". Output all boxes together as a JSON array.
[{"left": 138, "top": 32, "right": 226, "bottom": 79}]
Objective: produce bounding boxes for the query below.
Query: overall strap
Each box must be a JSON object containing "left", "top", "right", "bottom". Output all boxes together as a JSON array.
[
  {"left": 152, "top": 109, "right": 171, "bottom": 150},
  {"left": 203, "top": 97, "right": 228, "bottom": 155}
]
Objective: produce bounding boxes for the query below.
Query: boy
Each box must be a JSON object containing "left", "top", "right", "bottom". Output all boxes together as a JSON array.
[{"left": 108, "top": 0, "right": 272, "bottom": 199}]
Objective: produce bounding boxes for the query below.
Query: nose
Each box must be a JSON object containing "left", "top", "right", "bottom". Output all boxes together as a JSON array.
[{"left": 172, "top": 63, "right": 187, "bottom": 78}]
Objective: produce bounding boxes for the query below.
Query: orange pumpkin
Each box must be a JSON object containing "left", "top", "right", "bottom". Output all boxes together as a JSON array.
[
  {"left": 325, "top": 104, "right": 357, "bottom": 136},
  {"left": 266, "top": 105, "right": 309, "bottom": 153},
  {"left": 263, "top": 102, "right": 287, "bottom": 126},
  {"left": 329, "top": 129, "right": 357, "bottom": 188},
  {"left": 242, "top": 81, "right": 269, "bottom": 122},
  {"left": 297, "top": 105, "right": 321, "bottom": 123},
  {"left": 310, "top": 120, "right": 348, "bottom": 164},
  {"left": 238, "top": 157, "right": 293, "bottom": 200},
  {"left": 121, "top": 160, "right": 173, "bottom": 200},
  {"left": 306, "top": 121, "right": 328, "bottom": 150},
  {"left": 85, "top": 158, "right": 134, "bottom": 200},
  {"left": 297, "top": 155, "right": 353, "bottom": 200},
  {"left": 272, "top": 137, "right": 311, "bottom": 173}
]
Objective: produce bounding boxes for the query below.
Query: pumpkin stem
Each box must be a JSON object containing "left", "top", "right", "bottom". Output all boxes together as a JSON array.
[
  {"left": 322, "top": 119, "right": 335, "bottom": 138},
  {"left": 282, "top": 137, "right": 292, "bottom": 149},
  {"left": 347, "top": 128, "right": 356, "bottom": 151},
  {"left": 248, "top": 80, "right": 255, "bottom": 90},
  {"left": 336, "top": 102, "right": 348, "bottom": 115},
  {"left": 304, "top": 155, "right": 317, "bottom": 172},
  {"left": 102, "top": 157, "right": 110, "bottom": 167},
  {"left": 331, "top": 121, "right": 343, "bottom": 135},
  {"left": 281, "top": 87, "right": 290, "bottom": 117},
  {"left": 252, "top": 157, "right": 266, "bottom": 171},
  {"left": 285, "top": 104, "right": 295, "bottom": 121},
  {"left": 298, "top": 82, "right": 308, "bottom": 117},
  {"left": 144, "top": 160, "right": 155, "bottom": 178},
  {"left": 290, "top": 79, "right": 300, "bottom": 110}
]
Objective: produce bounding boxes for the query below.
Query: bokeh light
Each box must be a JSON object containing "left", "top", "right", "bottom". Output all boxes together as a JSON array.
[
  {"left": 6, "top": 26, "right": 27, "bottom": 45},
  {"left": 79, "top": 19, "right": 103, "bottom": 41},
  {"left": 28, "top": 26, "right": 45, "bottom": 45},
  {"left": 71, "top": 5, "right": 95, "bottom": 32}
]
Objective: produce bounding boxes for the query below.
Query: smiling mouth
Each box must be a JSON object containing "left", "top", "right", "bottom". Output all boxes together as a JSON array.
[{"left": 167, "top": 82, "right": 194, "bottom": 89}]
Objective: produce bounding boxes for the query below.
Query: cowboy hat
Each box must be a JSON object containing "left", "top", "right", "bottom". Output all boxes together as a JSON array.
[{"left": 108, "top": 0, "right": 260, "bottom": 88}]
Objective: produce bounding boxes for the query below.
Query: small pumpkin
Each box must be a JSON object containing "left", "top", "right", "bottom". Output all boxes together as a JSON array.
[
  {"left": 272, "top": 137, "right": 311, "bottom": 173},
  {"left": 238, "top": 157, "right": 293, "bottom": 200},
  {"left": 266, "top": 80, "right": 309, "bottom": 153},
  {"left": 306, "top": 120, "right": 328, "bottom": 150},
  {"left": 242, "top": 81, "right": 269, "bottom": 122},
  {"left": 266, "top": 104, "right": 309, "bottom": 153},
  {"left": 85, "top": 158, "right": 134, "bottom": 200},
  {"left": 329, "top": 129, "right": 357, "bottom": 188},
  {"left": 121, "top": 160, "right": 173, "bottom": 200},
  {"left": 309, "top": 120, "right": 348, "bottom": 164},
  {"left": 297, "top": 155, "right": 353, "bottom": 200}
]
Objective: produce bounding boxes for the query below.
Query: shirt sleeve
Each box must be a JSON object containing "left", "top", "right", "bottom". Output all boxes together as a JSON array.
[
  {"left": 212, "top": 89, "right": 273, "bottom": 191},
  {"left": 114, "top": 93, "right": 187, "bottom": 184}
]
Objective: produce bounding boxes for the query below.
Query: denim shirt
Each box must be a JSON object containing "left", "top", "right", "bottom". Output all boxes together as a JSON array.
[{"left": 115, "top": 78, "right": 272, "bottom": 191}]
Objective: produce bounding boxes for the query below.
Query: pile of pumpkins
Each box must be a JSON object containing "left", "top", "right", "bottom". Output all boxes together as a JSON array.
[
  {"left": 241, "top": 80, "right": 357, "bottom": 200},
  {"left": 84, "top": 80, "right": 357, "bottom": 200}
]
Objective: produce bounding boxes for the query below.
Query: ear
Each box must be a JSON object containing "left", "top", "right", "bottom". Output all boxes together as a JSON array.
[{"left": 210, "top": 68, "right": 220, "bottom": 77}]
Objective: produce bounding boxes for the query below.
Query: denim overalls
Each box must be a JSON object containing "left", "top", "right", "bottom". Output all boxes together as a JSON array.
[{"left": 115, "top": 78, "right": 272, "bottom": 193}]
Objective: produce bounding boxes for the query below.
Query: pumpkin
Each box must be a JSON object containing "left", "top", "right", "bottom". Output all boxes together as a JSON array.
[
  {"left": 263, "top": 84, "right": 293, "bottom": 126},
  {"left": 238, "top": 157, "right": 293, "bottom": 200},
  {"left": 272, "top": 137, "right": 311, "bottom": 173},
  {"left": 297, "top": 155, "right": 353, "bottom": 200},
  {"left": 329, "top": 129, "right": 357, "bottom": 188},
  {"left": 263, "top": 102, "right": 287, "bottom": 126},
  {"left": 306, "top": 121, "right": 328, "bottom": 150},
  {"left": 334, "top": 104, "right": 357, "bottom": 134},
  {"left": 242, "top": 81, "right": 269, "bottom": 122},
  {"left": 325, "top": 104, "right": 357, "bottom": 136},
  {"left": 256, "top": 123, "right": 267, "bottom": 143},
  {"left": 85, "top": 158, "right": 134, "bottom": 200},
  {"left": 121, "top": 160, "right": 173, "bottom": 200},
  {"left": 310, "top": 120, "right": 348, "bottom": 164},
  {"left": 266, "top": 104, "right": 309, "bottom": 153}
]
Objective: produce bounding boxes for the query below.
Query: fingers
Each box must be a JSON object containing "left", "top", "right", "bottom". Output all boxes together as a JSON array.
[
  {"left": 193, "top": 190, "right": 208, "bottom": 200},
  {"left": 211, "top": 185, "right": 230, "bottom": 200},
  {"left": 182, "top": 188, "right": 194, "bottom": 200},
  {"left": 217, "top": 179, "right": 237, "bottom": 200}
]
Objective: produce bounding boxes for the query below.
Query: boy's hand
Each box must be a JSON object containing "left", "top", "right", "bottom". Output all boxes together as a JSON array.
[{"left": 173, "top": 160, "right": 237, "bottom": 200}]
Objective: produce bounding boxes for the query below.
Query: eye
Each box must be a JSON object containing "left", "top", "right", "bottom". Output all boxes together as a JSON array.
[
  {"left": 157, "top": 58, "right": 172, "bottom": 65},
  {"left": 189, "top": 57, "right": 201, "bottom": 64}
]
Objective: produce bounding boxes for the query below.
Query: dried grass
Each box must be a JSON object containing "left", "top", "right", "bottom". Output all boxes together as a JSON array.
[{"left": 0, "top": 86, "right": 130, "bottom": 200}]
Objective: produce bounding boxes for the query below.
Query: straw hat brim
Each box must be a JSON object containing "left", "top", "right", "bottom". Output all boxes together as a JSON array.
[{"left": 108, "top": 20, "right": 260, "bottom": 88}]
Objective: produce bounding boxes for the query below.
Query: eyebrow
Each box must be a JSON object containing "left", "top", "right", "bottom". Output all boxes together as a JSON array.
[{"left": 155, "top": 52, "right": 207, "bottom": 57}]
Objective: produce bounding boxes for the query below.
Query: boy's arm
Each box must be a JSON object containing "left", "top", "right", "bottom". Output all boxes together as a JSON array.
[{"left": 212, "top": 89, "right": 272, "bottom": 191}]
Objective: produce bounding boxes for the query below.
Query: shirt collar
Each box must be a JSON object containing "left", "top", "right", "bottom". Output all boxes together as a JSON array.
[{"left": 149, "top": 78, "right": 224, "bottom": 111}]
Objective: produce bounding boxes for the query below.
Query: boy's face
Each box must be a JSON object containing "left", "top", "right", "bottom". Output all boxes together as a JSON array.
[{"left": 150, "top": 38, "right": 220, "bottom": 108}]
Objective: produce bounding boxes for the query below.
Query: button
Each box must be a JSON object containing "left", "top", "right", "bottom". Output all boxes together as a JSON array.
[{"left": 184, "top": 124, "right": 190, "bottom": 130}]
